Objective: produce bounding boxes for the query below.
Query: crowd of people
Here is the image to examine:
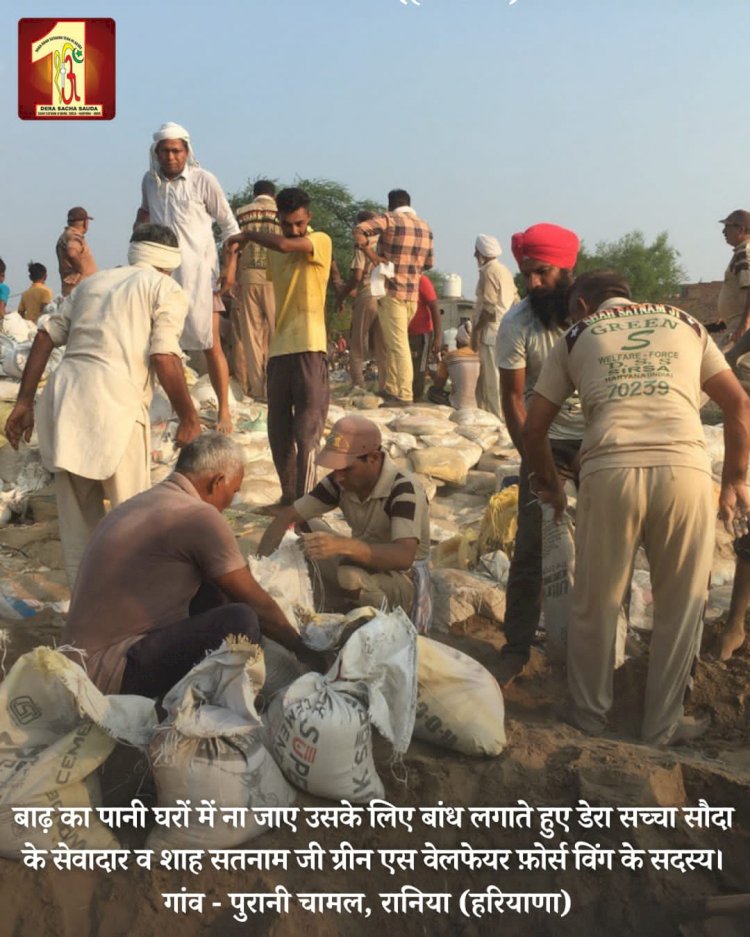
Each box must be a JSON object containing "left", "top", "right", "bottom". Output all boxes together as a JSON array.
[{"left": 2, "top": 119, "right": 750, "bottom": 750}]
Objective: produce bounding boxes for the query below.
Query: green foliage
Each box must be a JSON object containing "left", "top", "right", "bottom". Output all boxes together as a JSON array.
[
  {"left": 424, "top": 268, "right": 447, "bottom": 297},
  {"left": 576, "top": 230, "right": 686, "bottom": 302}
]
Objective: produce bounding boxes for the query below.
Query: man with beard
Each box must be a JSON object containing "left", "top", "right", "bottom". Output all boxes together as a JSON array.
[{"left": 496, "top": 223, "right": 584, "bottom": 684}]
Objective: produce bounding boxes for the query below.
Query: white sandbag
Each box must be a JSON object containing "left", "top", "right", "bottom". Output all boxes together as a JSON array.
[
  {"left": 450, "top": 407, "right": 504, "bottom": 428},
  {"left": 190, "top": 373, "right": 240, "bottom": 410},
  {"left": 390, "top": 415, "right": 455, "bottom": 437},
  {"left": 409, "top": 447, "right": 471, "bottom": 485},
  {"left": 380, "top": 431, "right": 420, "bottom": 459},
  {"left": 414, "top": 637, "right": 505, "bottom": 756},
  {"left": 247, "top": 534, "right": 314, "bottom": 628},
  {"left": 0, "top": 647, "right": 157, "bottom": 858},
  {"left": 149, "top": 385, "right": 174, "bottom": 423},
  {"left": 2, "top": 312, "right": 36, "bottom": 343},
  {"left": 148, "top": 638, "right": 295, "bottom": 849},
  {"left": 540, "top": 504, "right": 575, "bottom": 661},
  {"left": 268, "top": 609, "right": 417, "bottom": 802}
]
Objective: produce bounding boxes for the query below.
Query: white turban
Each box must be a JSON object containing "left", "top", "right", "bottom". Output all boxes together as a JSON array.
[
  {"left": 149, "top": 121, "right": 199, "bottom": 175},
  {"left": 128, "top": 240, "right": 182, "bottom": 271},
  {"left": 475, "top": 234, "right": 502, "bottom": 259}
]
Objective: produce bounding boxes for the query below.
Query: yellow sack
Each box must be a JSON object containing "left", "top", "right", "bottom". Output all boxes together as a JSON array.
[{"left": 476, "top": 486, "right": 519, "bottom": 557}]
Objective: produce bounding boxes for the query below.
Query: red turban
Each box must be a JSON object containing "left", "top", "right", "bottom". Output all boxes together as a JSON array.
[{"left": 511, "top": 223, "right": 580, "bottom": 270}]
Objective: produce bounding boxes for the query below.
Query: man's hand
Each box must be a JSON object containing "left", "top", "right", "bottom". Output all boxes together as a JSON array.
[
  {"left": 4, "top": 402, "right": 35, "bottom": 449},
  {"left": 719, "top": 481, "right": 750, "bottom": 537},
  {"left": 225, "top": 233, "right": 247, "bottom": 251},
  {"left": 530, "top": 475, "right": 567, "bottom": 523},
  {"left": 300, "top": 531, "right": 348, "bottom": 561},
  {"left": 175, "top": 414, "right": 202, "bottom": 448}
]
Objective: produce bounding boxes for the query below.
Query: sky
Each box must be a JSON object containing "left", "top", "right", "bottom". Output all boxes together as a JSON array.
[{"left": 2, "top": 0, "right": 749, "bottom": 305}]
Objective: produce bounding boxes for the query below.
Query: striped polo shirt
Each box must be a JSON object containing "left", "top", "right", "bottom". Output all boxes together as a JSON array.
[{"left": 294, "top": 453, "right": 430, "bottom": 561}]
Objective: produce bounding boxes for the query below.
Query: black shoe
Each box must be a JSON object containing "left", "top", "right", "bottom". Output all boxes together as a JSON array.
[{"left": 379, "top": 395, "right": 411, "bottom": 408}]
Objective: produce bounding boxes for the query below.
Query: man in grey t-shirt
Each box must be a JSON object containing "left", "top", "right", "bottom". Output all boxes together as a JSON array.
[{"left": 496, "top": 223, "right": 584, "bottom": 684}]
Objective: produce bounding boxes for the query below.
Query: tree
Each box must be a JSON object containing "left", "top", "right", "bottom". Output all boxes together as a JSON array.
[{"left": 576, "top": 230, "right": 686, "bottom": 302}]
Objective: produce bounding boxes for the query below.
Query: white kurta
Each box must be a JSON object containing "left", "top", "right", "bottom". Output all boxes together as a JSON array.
[
  {"left": 141, "top": 166, "right": 239, "bottom": 350},
  {"left": 37, "top": 264, "right": 187, "bottom": 479}
]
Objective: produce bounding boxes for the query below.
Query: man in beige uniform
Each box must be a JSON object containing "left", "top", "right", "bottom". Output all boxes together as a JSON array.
[
  {"left": 56, "top": 206, "right": 97, "bottom": 296},
  {"left": 259, "top": 416, "right": 430, "bottom": 615},
  {"left": 524, "top": 270, "right": 750, "bottom": 746},
  {"left": 224, "top": 180, "right": 280, "bottom": 400},
  {"left": 4, "top": 225, "right": 201, "bottom": 585}
]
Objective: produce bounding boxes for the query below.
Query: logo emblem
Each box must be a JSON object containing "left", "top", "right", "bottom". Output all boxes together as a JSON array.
[
  {"left": 18, "top": 19, "right": 115, "bottom": 120},
  {"left": 9, "top": 696, "right": 42, "bottom": 725}
]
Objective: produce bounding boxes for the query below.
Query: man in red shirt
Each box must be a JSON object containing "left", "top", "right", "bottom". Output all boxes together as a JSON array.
[{"left": 408, "top": 274, "right": 442, "bottom": 401}]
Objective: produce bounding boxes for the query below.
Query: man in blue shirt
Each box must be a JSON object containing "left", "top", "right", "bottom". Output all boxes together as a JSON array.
[{"left": 0, "top": 258, "right": 10, "bottom": 318}]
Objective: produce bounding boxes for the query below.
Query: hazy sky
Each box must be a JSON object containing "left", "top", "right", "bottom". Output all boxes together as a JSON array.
[{"left": 3, "top": 0, "right": 748, "bottom": 304}]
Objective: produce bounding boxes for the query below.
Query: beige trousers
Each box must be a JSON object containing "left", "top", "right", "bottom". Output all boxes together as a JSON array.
[
  {"left": 568, "top": 465, "right": 713, "bottom": 745},
  {"left": 476, "top": 342, "right": 502, "bottom": 418},
  {"left": 349, "top": 291, "right": 386, "bottom": 388},
  {"left": 54, "top": 422, "right": 150, "bottom": 588},
  {"left": 231, "top": 273, "right": 275, "bottom": 400},
  {"left": 378, "top": 296, "right": 417, "bottom": 401}
]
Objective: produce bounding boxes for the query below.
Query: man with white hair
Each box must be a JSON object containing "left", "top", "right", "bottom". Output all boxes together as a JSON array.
[
  {"left": 472, "top": 234, "right": 518, "bottom": 418},
  {"left": 134, "top": 121, "right": 240, "bottom": 434},
  {"left": 4, "top": 224, "right": 202, "bottom": 585},
  {"left": 62, "top": 433, "right": 312, "bottom": 697}
]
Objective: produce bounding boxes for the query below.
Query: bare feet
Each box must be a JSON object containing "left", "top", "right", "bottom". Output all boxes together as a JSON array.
[
  {"left": 716, "top": 624, "right": 746, "bottom": 661},
  {"left": 216, "top": 409, "right": 233, "bottom": 435}
]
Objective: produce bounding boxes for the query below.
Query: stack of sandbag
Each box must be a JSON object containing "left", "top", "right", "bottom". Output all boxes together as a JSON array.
[
  {"left": 148, "top": 637, "right": 295, "bottom": 849},
  {"left": 413, "top": 636, "right": 506, "bottom": 756},
  {"left": 0, "top": 647, "right": 157, "bottom": 858},
  {"left": 267, "top": 608, "right": 417, "bottom": 802}
]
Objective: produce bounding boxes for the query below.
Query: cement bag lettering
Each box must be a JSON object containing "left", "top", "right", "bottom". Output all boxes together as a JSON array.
[
  {"left": 0, "top": 647, "right": 157, "bottom": 859},
  {"left": 147, "top": 637, "right": 294, "bottom": 850},
  {"left": 414, "top": 636, "right": 505, "bottom": 756},
  {"left": 269, "top": 608, "right": 417, "bottom": 802}
]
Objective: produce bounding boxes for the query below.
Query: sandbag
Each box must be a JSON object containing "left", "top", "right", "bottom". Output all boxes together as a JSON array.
[
  {"left": 450, "top": 407, "right": 504, "bottom": 428},
  {"left": 409, "top": 447, "right": 472, "bottom": 485},
  {"left": 247, "top": 534, "right": 314, "bottom": 628},
  {"left": 259, "top": 638, "right": 308, "bottom": 705},
  {"left": 0, "top": 647, "right": 157, "bottom": 858},
  {"left": 390, "top": 415, "right": 455, "bottom": 437},
  {"left": 148, "top": 638, "right": 294, "bottom": 849},
  {"left": 268, "top": 609, "right": 417, "bottom": 802},
  {"left": 414, "top": 636, "right": 505, "bottom": 756}
]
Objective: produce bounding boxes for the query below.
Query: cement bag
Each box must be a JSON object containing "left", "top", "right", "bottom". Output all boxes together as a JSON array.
[
  {"left": 0, "top": 647, "right": 157, "bottom": 859},
  {"left": 541, "top": 503, "right": 575, "bottom": 661},
  {"left": 409, "top": 447, "right": 470, "bottom": 485},
  {"left": 2, "top": 312, "right": 36, "bottom": 343},
  {"left": 268, "top": 608, "right": 417, "bottom": 802},
  {"left": 148, "top": 638, "right": 294, "bottom": 849},
  {"left": 390, "top": 415, "right": 454, "bottom": 437},
  {"left": 450, "top": 407, "right": 503, "bottom": 428},
  {"left": 414, "top": 637, "right": 506, "bottom": 756},
  {"left": 247, "top": 533, "right": 314, "bottom": 628},
  {"left": 2, "top": 341, "right": 31, "bottom": 380}
]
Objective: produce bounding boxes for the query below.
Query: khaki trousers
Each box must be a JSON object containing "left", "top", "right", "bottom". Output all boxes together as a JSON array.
[
  {"left": 378, "top": 296, "right": 417, "bottom": 401},
  {"left": 569, "top": 465, "right": 713, "bottom": 745},
  {"left": 55, "top": 422, "right": 150, "bottom": 588},
  {"left": 231, "top": 273, "right": 275, "bottom": 400},
  {"left": 476, "top": 342, "right": 502, "bottom": 419},
  {"left": 349, "top": 291, "right": 386, "bottom": 388}
]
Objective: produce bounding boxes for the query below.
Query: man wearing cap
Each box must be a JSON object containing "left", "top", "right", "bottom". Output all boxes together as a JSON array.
[
  {"left": 496, "top": 223, "right": 585, "bottom": 684},
  {"left": 258, "top": 416, "right": 430, "bottom": 618},
  {"left": 56, "top": 206, "right": 97, "bottom": 296},
  {"left": 135, "top": 122, "right": 240, "bottom": 434},
  {"left": 472, "top": 234, "right": 519, "bottom": 418},
  {"left": 5, "top": 224, "right": 201, "bottom": 586}
]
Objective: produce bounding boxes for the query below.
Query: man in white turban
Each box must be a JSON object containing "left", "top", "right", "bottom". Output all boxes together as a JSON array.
[
  {"left": 472, "top": 234, "right": 519, "bottom": 418},
  {"left": 134, "top": 122, "right": 240, "bottom": 433},
  {"left": 4, "top": 224, "right": 202, "bottom": 586}
]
